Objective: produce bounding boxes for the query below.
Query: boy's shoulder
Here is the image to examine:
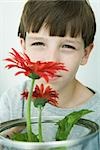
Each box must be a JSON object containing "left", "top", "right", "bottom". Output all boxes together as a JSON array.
[
  {"left": 90, "top": 91, "right": 100, "bottom": 107},
  {"left": 44, "top": 91, "right": 100, "bottom": 123},
  {"left": 82, "top": 91, "right": 100, "bottom": 124}
]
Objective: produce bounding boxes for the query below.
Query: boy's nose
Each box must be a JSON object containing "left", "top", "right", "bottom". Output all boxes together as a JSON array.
[{"left": 45, "top": 49, "right": 60, "bottom": 62}]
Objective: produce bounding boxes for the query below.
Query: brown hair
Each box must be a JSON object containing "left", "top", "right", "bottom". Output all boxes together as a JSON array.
[{"left": 18, "top": 0, "right": 96, "bottom": 47}]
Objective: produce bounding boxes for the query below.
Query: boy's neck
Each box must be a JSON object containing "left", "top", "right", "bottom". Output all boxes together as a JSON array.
[{"left": 58, "top": 79, "right": 94, "bottom": 108}]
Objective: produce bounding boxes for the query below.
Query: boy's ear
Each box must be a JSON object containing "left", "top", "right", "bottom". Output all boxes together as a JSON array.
[
  {"left": 20, "top": 38, "right": 26, "bottom": 52},
  {"left": 80, "top": 43, "right": 94, "bottom": 65}
]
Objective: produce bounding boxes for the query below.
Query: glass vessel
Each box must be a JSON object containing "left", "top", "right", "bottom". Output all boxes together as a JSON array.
[{"left": 0, "top": 116, "right": 99, "bottom": 150}]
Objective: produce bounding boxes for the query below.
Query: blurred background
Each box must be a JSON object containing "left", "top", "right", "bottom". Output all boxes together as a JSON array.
[{"left": 0, "top": 0, "right": 100, "bottom": 96}]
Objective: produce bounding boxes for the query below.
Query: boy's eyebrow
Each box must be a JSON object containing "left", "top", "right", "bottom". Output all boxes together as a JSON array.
[
  {"left": 27, "top": 36, "right": 82, "bottom": 45},
  {"left": 63, "top": 39, "right": 82, "bottom": 45},
  {"left": 27, "top": 36, "right": 45, "bottom": 41}
]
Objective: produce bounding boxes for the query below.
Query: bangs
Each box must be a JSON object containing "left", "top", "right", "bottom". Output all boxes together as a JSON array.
[
  {"left": 28, "top": 13, "right": 82, "bottom": 38},
  {"left": 23, "top": 1, "right": 82, "bottom": 38},
  {"left": 45, "top": 15, "right": 82, "bottom": 37}
]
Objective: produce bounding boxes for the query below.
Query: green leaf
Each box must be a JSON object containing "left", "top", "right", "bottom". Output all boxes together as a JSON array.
[
  {"left": 56, "top": 109, "right": 93, "bottom": 141},
  {"left": 11, "top": 132, "right": 39, "bottom": 142}
]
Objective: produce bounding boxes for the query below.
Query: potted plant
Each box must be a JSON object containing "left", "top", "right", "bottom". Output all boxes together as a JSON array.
[{"left": 0, "top": 48, "right": 99, "bottom": 150}]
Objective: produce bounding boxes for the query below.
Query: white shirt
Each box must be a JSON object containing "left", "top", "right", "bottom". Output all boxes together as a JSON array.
[{"left": 0, "top": 80, "right": 100, "bottom": 149}]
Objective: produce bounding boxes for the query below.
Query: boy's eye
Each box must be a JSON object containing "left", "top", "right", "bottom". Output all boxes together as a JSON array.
[
  {"left": 31, "top": 42, "right": 45, "bottom": 46},
  {"left": 62, "top": 44, "right": 76, "bottom": 50}
]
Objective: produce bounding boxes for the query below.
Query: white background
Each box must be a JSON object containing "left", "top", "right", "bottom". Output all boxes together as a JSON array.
[{"left": 0, "top": 0, "right": 100, "bottom": 96}]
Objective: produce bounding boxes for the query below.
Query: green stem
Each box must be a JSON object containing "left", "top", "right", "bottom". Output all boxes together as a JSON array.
[
  {"left": 38, "top": 106, "right": 43, "bottom": 142},
  {"left": 26, "top": 79, "right": 35, "bottom": 142}
]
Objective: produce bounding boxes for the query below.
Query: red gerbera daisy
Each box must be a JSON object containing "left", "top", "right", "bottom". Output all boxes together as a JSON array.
[
  {"left": 33, "top": 84, "right": 59, "bottom": 107},
  {"left": 4, "top": 48, "right": 68, "bottom": 82},
  {"left": 21, "top": 84, "right": 59, "bottom": 107}
]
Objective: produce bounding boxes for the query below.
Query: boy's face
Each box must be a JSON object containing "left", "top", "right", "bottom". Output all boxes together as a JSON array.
[{"left": 20, "top": 26, "right": 92, "bottom": 90}]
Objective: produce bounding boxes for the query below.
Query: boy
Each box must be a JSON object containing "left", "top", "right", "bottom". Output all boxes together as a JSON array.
[{"left": 0, "top": 0, "right": 100, "bottom": 148}]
